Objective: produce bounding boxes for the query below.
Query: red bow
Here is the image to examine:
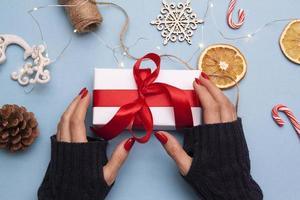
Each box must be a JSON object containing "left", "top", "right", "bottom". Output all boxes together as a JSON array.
[{"left": 92, "top": 53, "right": 195, "bottom": 143}]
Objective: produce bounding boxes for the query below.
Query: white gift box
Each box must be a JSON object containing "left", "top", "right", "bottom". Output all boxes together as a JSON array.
[{"left": 93, "top": 68, "right": 201, "bottom": 130}]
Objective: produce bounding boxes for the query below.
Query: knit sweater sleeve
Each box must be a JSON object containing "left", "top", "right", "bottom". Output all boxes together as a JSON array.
[
  {"left": 182, "top": 118, "right": 263, "bottom": 200},
  {"left": 38, "top": 136, "right": 112, "bottom": 200}
]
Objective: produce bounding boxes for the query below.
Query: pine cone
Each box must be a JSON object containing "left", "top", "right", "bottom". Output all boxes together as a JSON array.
[{"left": 0, "top": 104, "right": 39, "bottom": 152}]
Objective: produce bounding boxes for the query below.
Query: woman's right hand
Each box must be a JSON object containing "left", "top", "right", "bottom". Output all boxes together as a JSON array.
[
  {"left": 154, "top": 73, "right": 263, "bottom": 199},
  {"left": 155, "top": 72, "right": 237, "bottom": 175}
]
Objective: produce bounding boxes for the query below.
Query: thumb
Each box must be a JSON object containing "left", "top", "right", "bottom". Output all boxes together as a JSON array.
[
  {"left": 154, "top": 131, "right": 192, "bottom": 175},
  {"left": 103, "top": 138, "right": 135, "bottom": 186}
]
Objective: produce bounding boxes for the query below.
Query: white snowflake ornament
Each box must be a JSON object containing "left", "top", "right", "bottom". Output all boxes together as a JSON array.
[{"left": 151, "top": 0, "right": 204, "bottom": 45}]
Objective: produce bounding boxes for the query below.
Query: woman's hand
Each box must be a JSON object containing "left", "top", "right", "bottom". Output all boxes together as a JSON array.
[
  {"left": 154, "top": 73, "right": 263, "bottom": 199},
  {"left": 56, "top": 88, "right": 135, "bottom": 185},
  {"left": 38, "top": 88, "right": 136, "bottom": 200},
  {"left": 154, "top": 72, "right": 237, "bottom": 175}
]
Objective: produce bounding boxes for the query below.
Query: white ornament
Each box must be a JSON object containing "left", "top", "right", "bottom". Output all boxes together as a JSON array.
[
  {"left": 151, "top": 0, "right": 204, "bottom": 45},
  {"left": 0, "top": 34, "right": 33, "bottom": 64},
  {"left": 0, "top": 34, "right": 51, "bottom": 86}
]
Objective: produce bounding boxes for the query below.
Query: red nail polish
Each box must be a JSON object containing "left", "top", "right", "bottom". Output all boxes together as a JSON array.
[
  {"left": 154, "top": 132, "right": 168, "bottom": 145},
  {"left": 201, "top": 72, "right": 210, "bottom": 80},
  {"left": 81, "top": 89, "right": 88, "bottom": 99},
  {"left": 124, "top": 138, "right": 135, "bottom": 151},
  {"left": 79, "top": 87, "right": 87, "bottom": 95},
  {"left": 194, "top": 78, "right": 201, "bottom": 85}
]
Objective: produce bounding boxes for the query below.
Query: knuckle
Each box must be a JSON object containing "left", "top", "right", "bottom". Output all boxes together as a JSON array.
[
  {"left": 221, "top": 101, "right": 233, "bottom": 110},
  {"left": 207, "top": 102, "right": 220, "bottom": 112},
  {"left": 222, "top": 101, "right": 236, "bottom": 113},
  {"left": 106, "top": 175, "right": 116, "bottom": 186},
  {"left": 114, "top": 153, "right": 125, "bottom": 165},
  {"left": 70, "top": 116, "right": 83, "bottom": 126},
  {"left": 168, "top": 144, "right": 181, "bottom": 158},
  {"left": 60, "top": 113, "right": 70, "bottom": 124},
  {"left": 103, "top": 167, "right": 116, "bottom": 186}
]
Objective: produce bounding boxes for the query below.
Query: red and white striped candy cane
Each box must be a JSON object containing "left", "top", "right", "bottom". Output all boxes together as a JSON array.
[
  {"left": 226, "top": 0, "right": 246, "bottom": 29},
  {"left": 272, "top": 104, "right": 300, "bottom": 135}
]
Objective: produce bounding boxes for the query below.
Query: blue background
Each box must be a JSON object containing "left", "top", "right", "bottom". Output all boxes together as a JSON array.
[{"left": 1, "top": 0, "right": 300, "bottom": 199}]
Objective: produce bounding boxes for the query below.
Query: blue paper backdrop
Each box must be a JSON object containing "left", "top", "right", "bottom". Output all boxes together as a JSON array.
[{"left": 1, "top": 0, "right": 300, "bottom": 199}]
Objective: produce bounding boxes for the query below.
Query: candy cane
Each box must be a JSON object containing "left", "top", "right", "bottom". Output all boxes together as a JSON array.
[
  {"left": 226, "top": 0, "right": 246, "bottom": 29},
  {"left": 272, "top": 104, "right": 300, "bottom": 135}
]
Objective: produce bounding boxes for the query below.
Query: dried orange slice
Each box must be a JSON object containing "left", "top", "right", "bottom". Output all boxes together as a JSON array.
[
  {"left": 280, "top": 19, "right": 300, "bottom": 64},
  {"left": 198, "top": 44, "right": 247, "bottom": 89}
]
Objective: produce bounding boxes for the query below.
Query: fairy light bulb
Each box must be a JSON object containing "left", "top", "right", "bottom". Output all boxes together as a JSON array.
[
  {"left": 156, "top": 46, "right": 161, "bottom": 50},
  {"left": 119, "top": 62, "right": 125, "bottom": 68},
  {"left": 247, "top": 34, "right": 252, "bottom": 38},
  {"left": 33, "top": 7, "right": 38, "bottom": 11},
  {"left": 210, "top": 3, "right": 214, "bottom": 7},
  {"left": 198, "top": 43, "right": 204, "bottom": 49}
]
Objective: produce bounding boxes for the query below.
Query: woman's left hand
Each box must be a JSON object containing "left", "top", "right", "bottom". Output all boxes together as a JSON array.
[{"left": 56, "top": 88, "right": 135, "bottom": 186}]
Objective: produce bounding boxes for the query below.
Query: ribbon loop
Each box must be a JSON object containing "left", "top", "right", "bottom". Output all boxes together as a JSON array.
[{"left": 93, "top": 53, "right": 195, "bottom": 143}]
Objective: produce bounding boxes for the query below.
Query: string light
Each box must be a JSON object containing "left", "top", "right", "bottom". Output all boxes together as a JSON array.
[
  {"left": 198, "top": 43, "right": 204, "bottom": 49},
  {"left": 26, "top": 0, "right": 299, "bottom": 72},
  {"left": 119, "top": 61, "right": 125, "bottom": 68},
  {"left": 27, "top": 0, "right": 146, "bottom": 68}
]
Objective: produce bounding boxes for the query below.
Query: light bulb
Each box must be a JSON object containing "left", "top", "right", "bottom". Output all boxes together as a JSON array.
[
  {"left": 199, "top": 43, "right": 204, "bottom": 48},
  {"left": 33, "top": 7, "right": 38, "bottom": 11},
  {"left": 119, "top": 62, "right": 125, "bottom": 67},
  {"left": 247, "top": 34, "right": 252, "bottom": 38},
  {"left": 156, "top": 46, "right": 161, "bottom": 50},
  {"left": 210, "top": 3, "right": 214, "bottom": 7}
]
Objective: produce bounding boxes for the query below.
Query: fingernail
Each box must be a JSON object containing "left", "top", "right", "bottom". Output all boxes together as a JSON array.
[
  {"left": 81, "top": 89, "right": 88, "bottom": 99},
  {"left": 124, "top": 138, "right": 135, "bottom": 151},
  {"left": 154, "top": 132, "right": 168, "bottom": 145},
  {"left": 201, "top": 72, "right": 210, "bottom": 80},
  {"left": 78, "top": 87, "right": 87, "bottom": 95},
  {"left": 194, "top": 78, "right": 201, "bottom": 85}
]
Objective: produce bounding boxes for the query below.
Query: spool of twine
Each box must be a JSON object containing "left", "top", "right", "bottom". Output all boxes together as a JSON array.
[{"left": 59, "top": 0, "right": 103, "bottom": 33}]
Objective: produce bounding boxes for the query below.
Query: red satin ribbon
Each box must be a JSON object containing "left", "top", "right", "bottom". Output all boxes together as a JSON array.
[
  {"left": 92, "top": 53, "right": 196, "bottom": 143},
  {"left": 93, "top": 90, "right": 200, "bottom": 107}
]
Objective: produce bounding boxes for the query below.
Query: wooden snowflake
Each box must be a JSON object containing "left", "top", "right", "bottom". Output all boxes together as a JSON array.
[{"left": 151, "top": 0, "right": 204, "bottom": 45}]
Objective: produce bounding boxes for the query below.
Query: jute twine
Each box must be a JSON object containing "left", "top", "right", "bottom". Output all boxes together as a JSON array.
[{"left": 59, "top": 0, "right": 102, "bottom": 33}]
